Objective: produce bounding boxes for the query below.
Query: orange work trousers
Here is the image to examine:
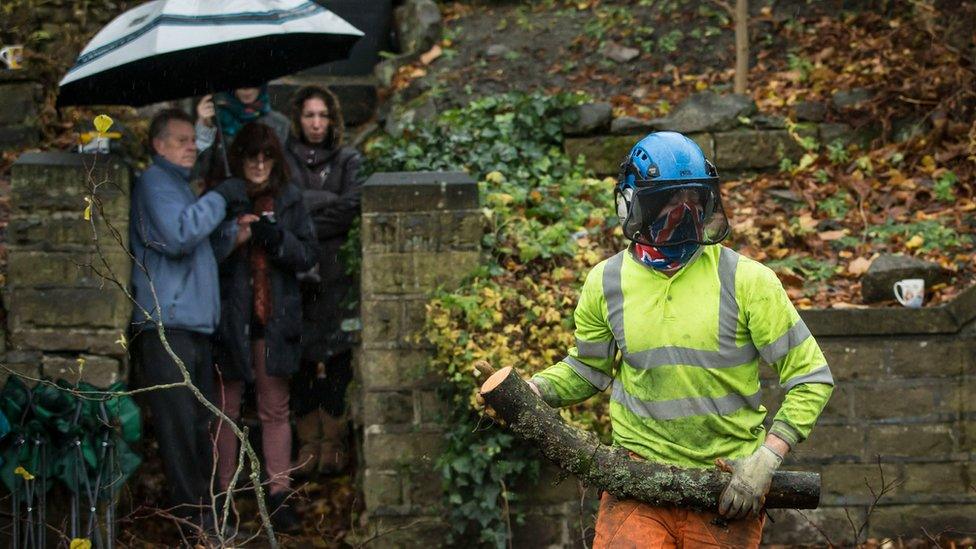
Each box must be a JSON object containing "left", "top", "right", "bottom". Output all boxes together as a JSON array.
[{"left": 592, "top": 492, "right": 765, "bottom": 548}]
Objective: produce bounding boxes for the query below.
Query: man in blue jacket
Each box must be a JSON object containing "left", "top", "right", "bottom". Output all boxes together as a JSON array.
[{"left": 129, "top": 108, "right": 249, "bottom": 530}]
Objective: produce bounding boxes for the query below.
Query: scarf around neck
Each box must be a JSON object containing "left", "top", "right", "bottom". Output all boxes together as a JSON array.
[{"left": 216, "top": 85, "right": 271, "bottom": 139}]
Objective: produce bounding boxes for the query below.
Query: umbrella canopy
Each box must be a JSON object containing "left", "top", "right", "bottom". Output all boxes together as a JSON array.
[{"left": 58, "top": 0, "right": 363, "bottom": 107}]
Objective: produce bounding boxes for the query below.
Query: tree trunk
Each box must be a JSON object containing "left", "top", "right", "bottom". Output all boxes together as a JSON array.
[
  {"left": 734, "top": 0, "right": 749, "bottom": 94},
  {"left": 480, "top": 367, "right": 820, "bottom": 510}
]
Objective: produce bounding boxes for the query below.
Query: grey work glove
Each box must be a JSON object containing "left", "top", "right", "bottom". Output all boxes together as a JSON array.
[{"left": 716, "top": 444, "right": 783, "bottom": 519}]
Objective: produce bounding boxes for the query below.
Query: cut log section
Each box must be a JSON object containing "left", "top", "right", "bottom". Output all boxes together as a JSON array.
[{"left": 479, "top": 366, "right": 820, "bottom": 510}]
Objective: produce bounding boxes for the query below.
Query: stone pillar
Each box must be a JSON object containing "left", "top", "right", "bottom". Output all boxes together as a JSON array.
[
  {"left": 4, "top": 152, "right": 131, "bottom": 387},
  {"left": 357, "top": 171, "right": 481, "bottom": 544}
]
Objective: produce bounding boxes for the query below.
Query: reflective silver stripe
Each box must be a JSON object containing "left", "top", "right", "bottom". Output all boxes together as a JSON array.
[
  {"left": 782, "top": 365, "right": 834, "bottom": 390},
  {"left": 576, "top": 338, "right": 616, "bottom": 360},
  {"left": 626, "top": 344, "right": 759, "bottom": 369},
  {"left": 611, "top": 380, "right": 762, "bottom": 420},
  {"left": 608, "top": 246, "right": 758, "bottom": 370},
  {"left": 564, "top": 356, "right": 613, "bottom": 391},
  {"left": 717, "top": 247, "right": 742, "bottom": 344},
  {"left": 603, "top": 251, "right": 627, "bottom": 354},
  {"left": 758, "top": 320, "right": 812, "bottom": 365}
]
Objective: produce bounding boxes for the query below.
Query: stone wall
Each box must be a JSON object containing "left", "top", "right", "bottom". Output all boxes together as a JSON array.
[
  {"left": 565, "top": 124, "right": 852, "bottom": 175},
  {"left": 3, "top": 152, "right": 131, "bottom": 388},
  {"left": 355, "top": 171, "right": 976, "bottom": 546},
  {"left": 764, "top": 295, "right": 976, "bottom": 545},
  {"left": 356, "top": 171, "right": 483, "bottom": 545}
]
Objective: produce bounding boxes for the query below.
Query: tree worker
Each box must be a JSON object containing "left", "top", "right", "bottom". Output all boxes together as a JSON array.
[{"left": 486, "top": 131, "right": 834, "bottom": 547}]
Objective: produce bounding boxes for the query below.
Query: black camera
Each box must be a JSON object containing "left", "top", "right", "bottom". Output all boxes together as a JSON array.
[{"left": 260, "top": 211, "right": 277, "bottom": 224}]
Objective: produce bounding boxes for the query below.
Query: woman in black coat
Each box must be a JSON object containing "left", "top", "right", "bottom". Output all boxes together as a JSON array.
[
  {"left": 211, "top": 122, "right": 317, "bottom": 532},
  {"left": 284, "top": 85, "right": 363, "bottom": 475}
]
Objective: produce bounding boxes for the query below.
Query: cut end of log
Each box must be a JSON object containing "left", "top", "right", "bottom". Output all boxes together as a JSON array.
[{"left": 481, "top": 366, "right": 513, "bottom": 394}]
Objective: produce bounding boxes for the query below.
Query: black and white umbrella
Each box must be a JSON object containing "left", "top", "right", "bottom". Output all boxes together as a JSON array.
[{"left": 57, "top": 0, "right": 363, "bottom": 107}]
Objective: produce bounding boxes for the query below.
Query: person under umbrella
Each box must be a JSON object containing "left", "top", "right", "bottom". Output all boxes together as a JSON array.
[
  {"left": 195, "top": 85, "right": 291, "bottom": 157},
  {"left": 284, "top": 85, "right": 363, "bottom": 476},
  {"left": 210, "top": 122, "right": 318, "bottom": 534}
]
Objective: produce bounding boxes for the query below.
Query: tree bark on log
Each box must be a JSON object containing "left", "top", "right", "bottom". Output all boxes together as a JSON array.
[{"left": 480, "top": 366, "right": 820, "bottom": 510}]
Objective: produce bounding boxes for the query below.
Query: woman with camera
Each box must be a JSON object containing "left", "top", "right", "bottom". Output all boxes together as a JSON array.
[{"left": 209, "top": 122, "right": 318, "bottom": 533}]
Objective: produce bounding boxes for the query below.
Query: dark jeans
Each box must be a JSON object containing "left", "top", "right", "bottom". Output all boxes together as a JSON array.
[
  {"left": 133, "top": 328, "right": 216, "bottom": 520},
  {"left": 291, "top": 350, "right": 353, "bottom": 418}
]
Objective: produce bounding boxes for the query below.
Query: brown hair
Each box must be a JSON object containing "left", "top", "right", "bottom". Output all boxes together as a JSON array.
[
  {"left": 147, "top": 108, "right": 194, "bottom": 155},
  {"left": 290, "top": 85, "right": 344, "bottom": 149},
  {"left": 228, "top": 122, "right": 291, "bottom": 196}
]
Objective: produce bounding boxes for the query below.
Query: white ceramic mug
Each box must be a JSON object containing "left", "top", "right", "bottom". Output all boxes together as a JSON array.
[
  {"left": 893, "top": 278, "right": 924, "bottom": 308},
  {"left": 0, "top": 45, "right": 24, "bottom": 70}
]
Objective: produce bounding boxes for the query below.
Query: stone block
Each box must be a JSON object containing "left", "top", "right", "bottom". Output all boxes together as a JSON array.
[
  {"left": 363, "top": 390, "right": 414, "bottom": 425},
  {"left": 868, "top": 504, "right": 976, "bottom": 540},
  {"left": 7, "top": 288, "right": 130, "bottom": 330},
  {"left": 564, "top": 134, "right": 641, "bottom": 175},
  {"left": 7, "top": 251, "right": 130, "bottom": 288},
  {"left": 819, "top": 383, "right": 854, "bottom": 421},
  {"left": 397, "top": 212, "right": 439, "bottom": 252},
  {"left": 0, "top": 352, "right": 42, "bottom": 388},
  {"left": 901, "top": 462, "right": 968, "bottom": 495},
  {"left": 861, "top": 254, "right": 947, "bottom": 304},
  {"left": 0, "top": 82, "right": 40, "bottom": 126},
  {"left": 798, "top": 424, "right": 864, "bottom": 462},
  {"left": 439, "top": 209, "right": 484, "bottom": 251},
  {"left": 412, "top": 250, "right": 480, "bottom": 291},
  {"left": 361, "top": 213, "right": 399, "bottom": 253},
  {"left": 7, "top": 213, "right": 129, "bottom": 250},
  {"left": 361, "top": 299, "right": 402, "bottom": 345},
  {"left": 41, "top": 354, "right": 121, "bottom": 388},
  {"left": 855, "top": 381, "right": 955, "bottom": 420},
  {"left": 962, "top": 421, "right": 976, "bottom": 452},
  {"left": 363, "top": 427, "right": 444, "bottom": 468},
  {"left": 865, "top": 425, "right": 956, "bottom": 458},
  {"left": 885, "top": 338, "right": 968, "bottom": 378},
  {"left": 363, "top": 469, "right": 403, "bottom": 509},
  {"left": 404, "top": 469, "right": 443, "bottom": 507},
  {"left": 416, "top": 389, "right": 449, "bottom": 423},
  {"left": 9, "top": 328, "right": 127, "bottom": 357},
  {"left": 713, "top": 129, "right": 802, "bottom": 170},
  {"left": 762, "top": 507, "right": 867, "bottom": 546},
  {"left": 818, "top": 337, "right": 966, "bottom": 380},
  {"left": 818, "top": 339, "right": 886, "bottom": 381},
  {"left": 359, "top": 348, "right": 439, "bottom": 390},
  {"left": 821, "top": 462, "right": 899, "bottom": 502},
  {"left": 803, "top": 307, "right": 957, "bottom": 337},
  {"left": 361, "top": 253, "right": 416, "bottom": 295},
  {"left": 11, "top": 152, "right": 129, "bottom": 216},
  {"left": 563, "top": 103, "right": 613, "bottom": 136},
  {"left": 362, "top": 172, "right": 477, "bottom": 213}
]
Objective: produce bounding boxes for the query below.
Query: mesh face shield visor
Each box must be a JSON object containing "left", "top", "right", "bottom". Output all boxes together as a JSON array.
[{"left": 616, "top": 180, "right": 730, "bottom": 247}]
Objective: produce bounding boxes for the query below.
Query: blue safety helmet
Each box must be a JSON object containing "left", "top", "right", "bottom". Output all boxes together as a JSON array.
[{"left": 615, "top": 132, "right": 730, "bottom": 265}]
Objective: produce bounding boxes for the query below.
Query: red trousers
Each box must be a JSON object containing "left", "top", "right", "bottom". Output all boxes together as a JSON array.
[{"left": 593, "top": 493, "right": 765, "bottom": 548}]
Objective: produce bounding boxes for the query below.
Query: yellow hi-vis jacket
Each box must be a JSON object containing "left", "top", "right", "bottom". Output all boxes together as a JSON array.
[{"left": 531, "top": 244, "right": 834, "bottom": 468}]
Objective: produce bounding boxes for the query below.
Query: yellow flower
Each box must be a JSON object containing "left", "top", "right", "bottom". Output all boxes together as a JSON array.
[
  {"left": 83, "top": 196, "right": 92, "bottom": 221},
  {"left": 14, "top": 466, "right": 34, "bottom": 480},
  {"left": 93, "top": 114, "right": 113, "bottom": 135},
  {"left": 70, "top": 539, "right": 92, "bottom": 549}
]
